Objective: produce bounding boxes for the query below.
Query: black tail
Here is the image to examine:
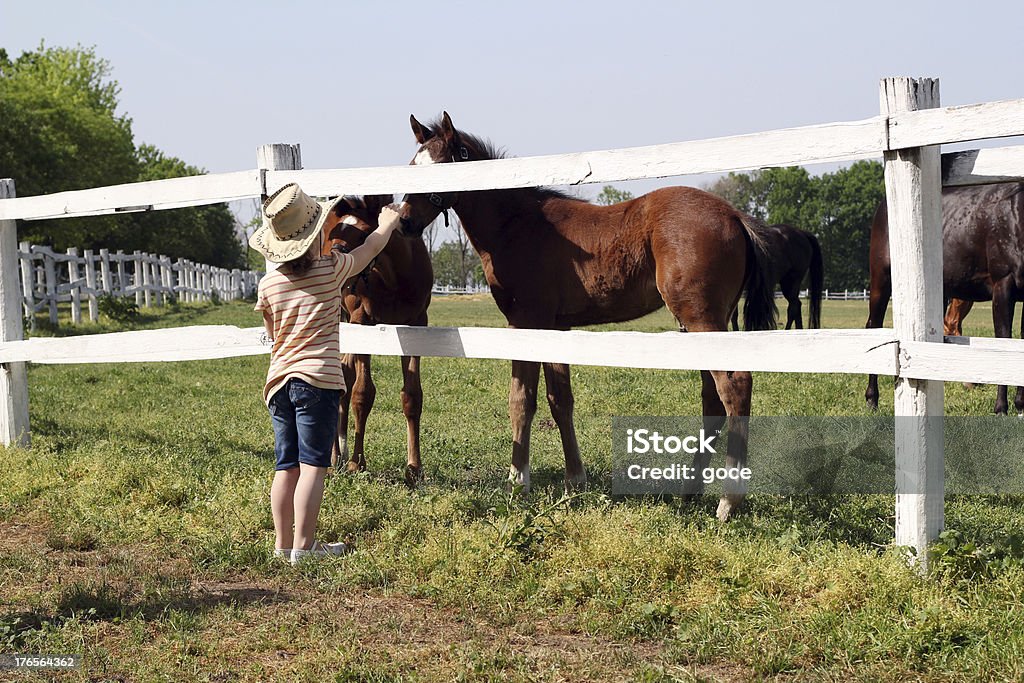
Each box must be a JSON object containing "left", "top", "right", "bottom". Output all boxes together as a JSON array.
[
  {"left": 738, "top": 215, "right": 779, "bottom": 331},
  {"left": 806, "top": 231, "right": 824, "bottom": 328}
]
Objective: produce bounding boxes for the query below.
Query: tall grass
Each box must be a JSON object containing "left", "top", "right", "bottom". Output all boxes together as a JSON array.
[{"left": 1, "top": 297, "right": 1023, "bottom": 681}]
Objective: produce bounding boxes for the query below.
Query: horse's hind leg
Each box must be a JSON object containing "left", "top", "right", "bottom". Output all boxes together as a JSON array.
[
  {"left": 1016, "top": 300, "right": 1024, "bottom": 417},
  {"left": 333, "top": 353, "right": 356, "bottom": 470},
  {"left": 689, "top": 370, "right": 727, "bottom": 499},
  {"left": 400, "top": 354, "right": 424, "bottom": 486},
  {"left": 780, "top": 274, "right": 802, "bottom": 330},
  {"left": 992, "top": 282, "right": 1014, "bottom": 415},
  {"left": 865, "top": 276, "right": 891, "bottom": 410},
  {"left": 509, "top": 360, "right": 541, "bottom": 493},
  {"left": 708, "top": 369, "right": 752, "bottom": 522},
  {"left": 543, "top": 362, "right": 587, "bottom": 492},
  {"left": 349, "top": 354, "right": 375, "bottom": 469}
]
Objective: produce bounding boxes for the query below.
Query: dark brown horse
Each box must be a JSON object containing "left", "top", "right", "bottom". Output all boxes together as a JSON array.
[
  {"left": 398, "top": 113, "right": 778, "bottom": 520},
  {"left": 322, "top": 195, "right": 434, "bottom": 486},
  {"left": 729, "top": 223, "right": 824, "bottom": 331},
  {"left": 865, "top": 183, "right": 1024, "bottom": 415}
]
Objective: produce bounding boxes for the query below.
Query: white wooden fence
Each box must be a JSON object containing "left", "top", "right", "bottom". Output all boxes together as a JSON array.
[
  {"left": 17, "top": 243, "right": 259, "bottom": 327},
  {"left": 2, "top": 76, "right": 1024, "bottom": 568}
]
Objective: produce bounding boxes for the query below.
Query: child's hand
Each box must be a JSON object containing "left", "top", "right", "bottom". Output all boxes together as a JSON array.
[{"left": 377, "top": 203, "right": 407, "bottom": 232}]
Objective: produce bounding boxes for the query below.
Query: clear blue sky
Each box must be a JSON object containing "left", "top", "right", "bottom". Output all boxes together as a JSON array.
[{"left": 3, "top": 0, "right": 1023, "bottom": 229}]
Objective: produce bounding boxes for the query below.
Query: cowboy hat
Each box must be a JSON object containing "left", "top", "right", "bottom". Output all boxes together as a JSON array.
[{"left": 248, "top": 183, "right": 344, "bottom": 263}]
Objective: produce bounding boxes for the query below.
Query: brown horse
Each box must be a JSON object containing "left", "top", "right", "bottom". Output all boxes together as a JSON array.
[
  {"left": 865, "top": 183, "right": 1024, "bottom": 415},
  {"left": 943, "top": 298, "right": 973, "bottom": 336},
  {"left": 322, "top": 195, "right": 434, "bottom": 486},
  {"left": 398, "top": 113, "right": 777, "bottom": 521},
  {"left": 730, "top": 223, "right": 824, "bottom": 331}
]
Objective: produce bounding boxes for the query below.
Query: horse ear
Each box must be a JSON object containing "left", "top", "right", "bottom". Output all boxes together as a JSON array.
[
  {"left": 410, "top": 115, "right": 432, "bottom": 144},
  {"left": 440, "top": 111, "right": 457, "bottom": 144}
]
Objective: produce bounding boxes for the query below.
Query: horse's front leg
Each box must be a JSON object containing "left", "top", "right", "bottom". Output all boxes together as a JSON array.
[
  {"left": 333, "top": 353, "right": 356, "bottom": 470},
  {"left": 349, "top": 354, "right": 375, "bottom": 470},
  {"left": 400, "top": 354, "right": 424, "bottom": 487},
  {"left": 542, "top": 362, "right": 586, "bottom": 492},
  {"left": 509, "top": 360, "right": 541, "bottom": 493}
]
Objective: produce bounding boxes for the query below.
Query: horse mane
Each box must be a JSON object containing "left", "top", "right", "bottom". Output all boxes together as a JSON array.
[
  {"left": 333, "top": 194, "right": 393, "bottom": 227},
  {"left": 423, "top": 115, "right": 586, "bottom": 204}
]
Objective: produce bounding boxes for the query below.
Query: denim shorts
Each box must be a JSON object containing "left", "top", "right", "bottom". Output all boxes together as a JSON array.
[{"left": 268, "top": 378, "right": 341, "bottom": 470}]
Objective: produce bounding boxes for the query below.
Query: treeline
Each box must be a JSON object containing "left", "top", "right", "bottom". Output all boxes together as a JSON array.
[
  {"left": 0, "top": 44, "right": 244, "bottom": 269},
  {"left": 704, "top": 162, "right": 884, "bottom": 290}
]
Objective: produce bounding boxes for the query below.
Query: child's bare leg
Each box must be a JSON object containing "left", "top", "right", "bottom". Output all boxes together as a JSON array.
[
  {"left": 293, "top": 464, "right": 329, "bottom": 551},
  {"left": 271, "top": 467, "right": 300, "bottom": 550}
]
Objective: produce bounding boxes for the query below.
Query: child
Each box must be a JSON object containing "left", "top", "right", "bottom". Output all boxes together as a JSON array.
[{"left": 249, "top": 183, "right": 404, "bottom": 564}]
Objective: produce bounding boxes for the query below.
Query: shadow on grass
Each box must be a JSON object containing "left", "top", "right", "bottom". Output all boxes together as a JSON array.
[
  {"left": 31, "top": 414, "right": 272, "bottom": 466},
  {"left": 2, "top": 579, "right": 290, "bottom": 648}
]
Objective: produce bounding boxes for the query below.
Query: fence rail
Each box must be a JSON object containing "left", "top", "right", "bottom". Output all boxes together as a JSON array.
[
  {"left": 17, "top": 242, "right": 259, "bottom": 327},
  {"left": 2, "top": 78, "right": 1024, "bottom": 567},
  {"left": 1, "top": 103, "right": 1024, "bottom": 223}
]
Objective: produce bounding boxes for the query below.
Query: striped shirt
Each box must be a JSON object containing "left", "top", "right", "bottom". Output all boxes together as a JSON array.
[{"left": 254, "top": 251, "right": 356, "bottom": 405}]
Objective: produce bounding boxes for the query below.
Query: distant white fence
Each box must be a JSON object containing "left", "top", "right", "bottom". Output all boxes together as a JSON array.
[
  {"left": 2, "top": 77, "right": 1024, "bottom": 567},
  {"left": 17, "top": 242, "right": 259, "bottom": 327},
  {"left": 780, "top": 289, "right": 870, "bottom": 301},
  {"left": 431, "top": 283, "right": 491, "bottom": 296}
]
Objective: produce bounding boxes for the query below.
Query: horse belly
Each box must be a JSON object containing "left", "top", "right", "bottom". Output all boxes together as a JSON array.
[{"left": 557, "top": 272, "right": 663, "bottom": 327}]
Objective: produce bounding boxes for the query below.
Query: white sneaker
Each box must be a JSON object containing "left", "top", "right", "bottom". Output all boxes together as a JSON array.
[
  {"left": 289, "top": 540, "right": 348, "bottom": 565},
  {"left": 273, "top": 548, "right": 292, "bottom": 563}
]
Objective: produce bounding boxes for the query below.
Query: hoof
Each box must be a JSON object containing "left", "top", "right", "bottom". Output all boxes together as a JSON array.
[
  {"left": 564, "top": 470, "right": 588, "bottom": 494},
  {"left": 716, "top": 494, "right": 744, "bottom": 522},
  {"left": 508, "top": 464, "right": 531, "bottom": 495},
  {"left": 346, "top": 459, "right": 365, "bottom": 474},
  {"left": 404, "top": 464, "right": 423, "bottom": 488}
]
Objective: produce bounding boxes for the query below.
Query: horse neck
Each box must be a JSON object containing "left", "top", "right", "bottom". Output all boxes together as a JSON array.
[{"left": 453, "top": 189, "right": 542, "bottom": 255}]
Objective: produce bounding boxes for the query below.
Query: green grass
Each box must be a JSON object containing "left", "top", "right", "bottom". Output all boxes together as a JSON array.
[{"left": 2, "top": 296, "right": 1024, "bottom": 681}]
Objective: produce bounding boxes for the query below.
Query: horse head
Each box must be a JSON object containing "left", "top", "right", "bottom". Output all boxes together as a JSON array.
[
  {"left": 400, "top": 111, "right": 482, "bottom": 237},
  {"left": 322, "top": 194, "right": 394, "bottom": 256}
]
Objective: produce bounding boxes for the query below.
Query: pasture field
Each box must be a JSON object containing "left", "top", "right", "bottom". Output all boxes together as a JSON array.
[{"left": 2, "top": 296, "right": 1024, "bottom": 681}]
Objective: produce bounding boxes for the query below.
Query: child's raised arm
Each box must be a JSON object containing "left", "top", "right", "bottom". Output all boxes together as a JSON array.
[{"left": 345, "top": 203, "right": 406, "bottom": 275}]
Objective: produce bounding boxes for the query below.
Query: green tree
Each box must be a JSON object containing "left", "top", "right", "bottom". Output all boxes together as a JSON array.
[
  {"left": 132, "top": 145, "right": 244, "bottom": 268},
  {"left": 811, "top": 161, "right": 884, "bottom": 290},
  {"left": 0, "top": 43, "right": 138, "bottom": 249},
  {"left": 705, "top": 162, "right": 884, "bottom": 290},
  {"left": 595, "top": 185, "right": 634, "bottom": 206},
  {"left": 432, "top": 239, "right": 482, "bottom": 288},
  {"left": 0, "top": 43, "right": 245, "bottom": 267},
  {"left": 705, "top": 171, "right": 769, "bottom": 219}
]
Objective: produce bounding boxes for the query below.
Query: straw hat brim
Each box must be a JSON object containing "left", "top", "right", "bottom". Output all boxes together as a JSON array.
[{"left": 248, "top": 196, "right": 345, "bottom": 263}]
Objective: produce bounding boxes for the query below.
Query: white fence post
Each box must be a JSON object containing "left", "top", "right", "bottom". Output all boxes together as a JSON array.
[
  {"left": 42, "top": 249, "right": 58, "bottom": 325},
  {"left": 142, "top": 253, "right": 152, "bottom": 307},
  {"left": 18, "top": 242, "right": 34, "bottom": 331},
  {"left": 133, "top": 250, "right": 144, "bottom": 307},
  {"left": 881, "top": 77, "right": 945, "bottom": 568},
  {"left": 115, "top": 250, "right": 126, "bottom": 297},
  {"left": 99, "top": 248, "right": 112, "bottom": 299},
  {"left": 83, "top": 249, "right": 98, "bottom": 322},
  {"left": 257, "top": 143, "right": 302, "bottom": 275},
  {"left": 66, "top": 248, "right": 82, "bottom": 325},
  {"left": 0, "top": 179, "right": 30, "bottom": 446}
]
